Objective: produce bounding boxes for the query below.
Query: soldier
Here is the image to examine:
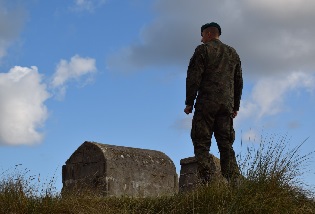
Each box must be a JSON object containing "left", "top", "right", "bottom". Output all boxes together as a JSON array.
[{"left": 184, "top": 22, "right": 243, "bottom": 184}]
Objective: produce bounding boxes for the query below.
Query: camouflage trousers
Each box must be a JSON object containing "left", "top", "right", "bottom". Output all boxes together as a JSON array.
[{"left": 191, "top": 101, "right": 240, "bottom": 183}]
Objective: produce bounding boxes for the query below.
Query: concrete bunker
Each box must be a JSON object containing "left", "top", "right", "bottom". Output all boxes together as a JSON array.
[{"left": 62, "top": 141, "right": 178, "bottom": 197}]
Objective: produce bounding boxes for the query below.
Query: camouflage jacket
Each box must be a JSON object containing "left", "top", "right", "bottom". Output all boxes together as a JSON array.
[{"left": 185, "top": 39, "right": 243, "bottom": 112}]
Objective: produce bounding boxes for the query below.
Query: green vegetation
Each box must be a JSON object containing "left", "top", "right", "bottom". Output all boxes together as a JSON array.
[{"left": 1, "top": 135, "right": 315, "bottom": 214}]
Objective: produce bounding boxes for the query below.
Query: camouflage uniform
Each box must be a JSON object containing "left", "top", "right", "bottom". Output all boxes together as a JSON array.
[{"left": 185, "top": 39, "right": 243, "bottom": 183}]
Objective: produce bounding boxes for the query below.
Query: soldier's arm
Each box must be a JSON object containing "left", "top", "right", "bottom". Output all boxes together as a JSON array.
[
  {"left": 185, "top": 45, "right": 206, "bottom": 107},
  {"left": 234, "top": 59, "right": 243, "bottom": 111}
]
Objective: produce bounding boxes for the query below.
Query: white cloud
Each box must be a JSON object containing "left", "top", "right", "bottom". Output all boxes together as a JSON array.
[
  {"left": 72, "top": 0, "right": 106, "bottom": 12},
  {"left": 243, "top": 0, "right": 315, "bottom": 21},
  {"left": 238, "top": 71, "right": 315, "bottom": 120},
  {"left": 107, "top": 0, "right": 315, "bottom": 77},
  {"left": 107, "top": 0, "right": 315, "bottom": 135},
  {"left": 0, "top": 1, "right": 27, "bottom": 59},
  {"left": 0, "top": 66, "right": 50, "bottom": 146},
  {"left": 51, "top": 55, "right": 97, "bottom": 98},
  {"left": 0, "top": 55, "right": 97, "bottom": 145}
]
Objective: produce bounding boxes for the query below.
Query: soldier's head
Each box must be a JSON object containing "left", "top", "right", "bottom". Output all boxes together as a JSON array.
[{"left": 201, "top": 22, "right": 221, "bottom": 43}]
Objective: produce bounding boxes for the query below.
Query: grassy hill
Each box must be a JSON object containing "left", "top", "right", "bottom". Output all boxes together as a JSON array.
[{"left": 1, "top": 135, "right": 314, "bottom": 213}]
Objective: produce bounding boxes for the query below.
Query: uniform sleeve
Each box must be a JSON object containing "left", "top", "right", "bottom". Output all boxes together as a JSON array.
[
  {"left": 185, "top": 45, "right": 206, "bottom": 107},
  {"left": 233, "top": 59, "right": 243, "bottom": 111}
]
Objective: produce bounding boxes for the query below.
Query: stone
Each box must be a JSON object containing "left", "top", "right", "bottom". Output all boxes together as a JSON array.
[
  {"left": 62, "top": 141, "right": 178, "bottom": 197},
  {"left": 179, "top": 154, "right": 224, "bottom": 192}
]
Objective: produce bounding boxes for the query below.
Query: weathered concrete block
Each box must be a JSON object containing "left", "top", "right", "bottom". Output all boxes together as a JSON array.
[
  {"left": 62, "top": 141, "right": 178, "bottom": 197},
  {"left": 179, "top": 154, "right": 224, "bottom": 192}
]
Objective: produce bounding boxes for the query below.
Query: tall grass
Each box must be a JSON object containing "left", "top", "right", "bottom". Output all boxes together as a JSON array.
[{"left": 1, "top": 135, "right": 315, "bottom": 214}]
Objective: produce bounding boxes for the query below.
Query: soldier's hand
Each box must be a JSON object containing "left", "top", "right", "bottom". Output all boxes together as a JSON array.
[
  {"left": 232, "top": 111, "right": 238, "bottom": 118},
  {"left": 184, "top": 105, "right": 193, "bottom": 115}
]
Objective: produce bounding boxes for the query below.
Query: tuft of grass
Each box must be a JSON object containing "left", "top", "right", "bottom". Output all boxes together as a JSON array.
[
  {"left": 0, "top": 165, "right": 60, "bottom": 214},
  {"left": 1, "top": 134, "right": 315, "bottom": 213}
]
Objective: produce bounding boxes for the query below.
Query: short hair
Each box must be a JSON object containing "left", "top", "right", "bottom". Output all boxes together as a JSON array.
[{"left": 201, "top": 22, "right": 221, "bottom": 36}]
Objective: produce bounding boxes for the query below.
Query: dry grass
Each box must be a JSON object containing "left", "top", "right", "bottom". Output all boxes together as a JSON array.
[{"left": 1, "top": 134, "right": 315, "bottom": 214}]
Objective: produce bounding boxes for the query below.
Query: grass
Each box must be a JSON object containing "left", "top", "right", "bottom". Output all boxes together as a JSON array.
[{"left": 1, "top": 134, "right": 315, "bottom": 214}]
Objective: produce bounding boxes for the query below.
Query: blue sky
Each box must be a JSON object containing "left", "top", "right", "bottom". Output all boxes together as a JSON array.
[{"left": 1, "top": 0, "right": 315, "bottom": 192}]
